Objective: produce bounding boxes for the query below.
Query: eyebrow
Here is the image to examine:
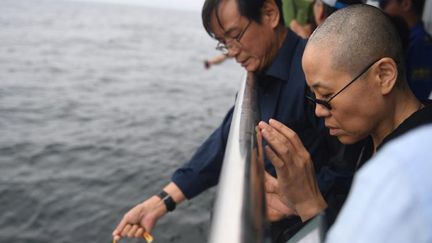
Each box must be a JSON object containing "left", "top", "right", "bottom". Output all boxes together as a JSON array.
[
  {"left": 310, "top": 80, "right": 332, "bottom": 91},
  {"left": 218, "top": 26, "right": 241, "bottom": 40},
  {"left": 214, "top": 26, "right": 241, "bottom": 42},
  {"left": 224, "top": 26, "right": 239, "bottom": 36}
]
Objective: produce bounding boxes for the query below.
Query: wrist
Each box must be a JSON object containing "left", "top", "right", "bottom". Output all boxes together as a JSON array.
[
  {"left": 153, "top": 196, "right": 169, "bottom": 217},
  {"left": 156, "top": 190, "right": 177, "bottom": 212},
  {"left": 295, "top": 196, "right": 327, "bottom": 222}
]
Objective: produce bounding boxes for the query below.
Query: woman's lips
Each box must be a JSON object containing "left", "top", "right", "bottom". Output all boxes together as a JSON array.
[{"left": 328, "top": 127, "right": 343, "bottom": 136}]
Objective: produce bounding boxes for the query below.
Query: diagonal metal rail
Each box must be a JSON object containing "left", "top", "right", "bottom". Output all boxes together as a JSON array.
[{"left": 209, "top": 73, "right": 270, "bottom": 243}]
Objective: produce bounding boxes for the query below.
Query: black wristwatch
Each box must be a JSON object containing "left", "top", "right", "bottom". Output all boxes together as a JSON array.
[{"left": 157, "top": 190, "right": 176, "bottom": 212}]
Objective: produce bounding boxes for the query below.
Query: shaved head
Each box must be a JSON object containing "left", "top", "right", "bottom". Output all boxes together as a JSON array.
[{"left": 307, "top": 4, "right": 407, "bottom": 88}]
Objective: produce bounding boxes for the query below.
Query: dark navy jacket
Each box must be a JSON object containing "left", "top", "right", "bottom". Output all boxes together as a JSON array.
[
  {"left": 407, "top": 22, "right": 432, "bottom": 99},
  {"left": 172, "top": 29, "right": 347, "bottom": 200}
]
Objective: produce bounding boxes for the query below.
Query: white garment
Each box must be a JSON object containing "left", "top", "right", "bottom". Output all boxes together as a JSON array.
[
  {"left": 423, "top": 0, "right": 432, "bottom": 35},
  {"left": 326, "top": 125, "right": 432, "bottom": 243}
]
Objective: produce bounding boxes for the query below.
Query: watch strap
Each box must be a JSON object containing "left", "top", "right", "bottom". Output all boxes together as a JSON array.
[{"left": 156, "top": 190, "right": 176, "bottom": 212}]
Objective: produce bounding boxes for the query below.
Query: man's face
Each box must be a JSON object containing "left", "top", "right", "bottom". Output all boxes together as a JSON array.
[
  {"left": 210, "top": 0, "right": 280, "bottom": 72},
  {"left": 302, "top": 45, "right": 384, "bottom": 144},
  {"left": 380, "top": 0, "right": 404, "bottom": 16}
]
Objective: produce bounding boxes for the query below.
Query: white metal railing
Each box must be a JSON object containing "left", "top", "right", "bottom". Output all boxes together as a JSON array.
[{"left": 208, "top": 73, "right": 270, "bottom": 243}]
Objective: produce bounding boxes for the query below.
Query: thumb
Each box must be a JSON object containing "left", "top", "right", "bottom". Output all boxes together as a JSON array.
[{"left": 140, "top": 210, "right": 161, "bottom": 234}]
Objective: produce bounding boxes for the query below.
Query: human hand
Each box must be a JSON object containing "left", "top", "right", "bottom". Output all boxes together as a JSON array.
[
  {"left": 112, "top": 196, "right": 166, "bottom": 242},
  {"left": 258, "top": 119, "right": 327, "bottom": 221},
  {"left": 255, "top": 127, "right": 297, "bottom": 222},
  {"left": 264, "top": 171, "right": 297, "bottom": 221}
]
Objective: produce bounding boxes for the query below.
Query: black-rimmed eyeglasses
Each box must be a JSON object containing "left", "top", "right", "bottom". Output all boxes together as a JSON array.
[
  {"left": 215, "top": 20, "right": 251, "bottom": 55},
  {"left": 306, "top": 59, "right": 381, "bottom": 110}
]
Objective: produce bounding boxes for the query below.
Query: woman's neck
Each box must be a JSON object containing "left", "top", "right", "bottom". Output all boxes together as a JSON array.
[{"left": 371, "top": 90, "right": 422, "bottom": 152}]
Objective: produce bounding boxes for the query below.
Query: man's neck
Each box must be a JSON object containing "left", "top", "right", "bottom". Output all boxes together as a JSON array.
[{"left": 256, "top": 26, "right": 287, "bottom": 75}]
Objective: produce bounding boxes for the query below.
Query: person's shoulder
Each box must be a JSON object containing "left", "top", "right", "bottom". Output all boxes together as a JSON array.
[
  {"left": 365, "top": 125, "right": 432, "bottom": 195},
  {"left": 327, "top": 126, "right": 432, "bottom": 243},
  {"left": 358, "top": 125, "right": 432, "bottom": 184}
]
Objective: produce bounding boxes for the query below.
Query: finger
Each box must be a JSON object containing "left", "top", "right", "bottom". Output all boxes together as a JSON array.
[
  {"left": 113, "top": 235, "right": 121, "bottom": 243},
  {"left": 269, "top": 119, "right": 307, "bottom": 153},
  {"left": 269, "top": 119, "right": 313, "bottom": 167},
  {"left": 261, "top": 124, "right": 296, "bottom": 161},
  {"left": 255, "top": 126, "right": 265, "bottom": 166},
  {"left": 127, "top": 224, "right": 139, "bottom": 238},
  {"left": 256, "top": 126, "right": 263, "bottom": 154},
  {"left": 121, "top": 224, "right": 132, "bottom": 237},
  {"left": 260, "top": 120, "right": 292, "bottom": 147},
  {"left": 113, "top": 216, "right": 129, "bottom": 237},
  {"left": 258, "top": 120, "right": 270, "bottom": 131},
  {"left": 265, "top": 145, "right": 294, "bottom": 186},
  {"left": 135, "top": 227, "right": 144, "bottom": 238},
  {"left": 264, "top": 145, "right": 287, "bottom": 169}
]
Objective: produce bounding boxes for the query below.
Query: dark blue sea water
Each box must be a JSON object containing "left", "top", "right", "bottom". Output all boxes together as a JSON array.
[{"left": 0, "top": 0, "right": 242, "bottom": 242}]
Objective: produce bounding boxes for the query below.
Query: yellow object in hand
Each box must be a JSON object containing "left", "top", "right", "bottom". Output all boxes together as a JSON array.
[
  {"left": 143, "top": 232, "right": 154, "bottom": 243},
  {"left": 111, "top": 232, "right": 153, "bottom": 243}
]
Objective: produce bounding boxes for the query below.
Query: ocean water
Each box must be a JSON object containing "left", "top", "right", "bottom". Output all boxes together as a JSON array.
[{"left": 0, "top": 0, "right": 243, "bottom": 242}]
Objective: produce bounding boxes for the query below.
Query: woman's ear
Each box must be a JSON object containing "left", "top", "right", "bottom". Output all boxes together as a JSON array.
[
  {"left": 262, "top": 0, "right": 281, "bottom": 29},
  {"left": 376, "top": 57, "right": 398, "bottom": 95}
]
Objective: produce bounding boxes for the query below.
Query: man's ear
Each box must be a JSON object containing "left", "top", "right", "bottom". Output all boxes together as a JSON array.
[
  {"left": 375, "top": 57, "right": 398, "bottom": 95},
  {"left": 262, "top": 0, "right": 281, "bottom": 28}
]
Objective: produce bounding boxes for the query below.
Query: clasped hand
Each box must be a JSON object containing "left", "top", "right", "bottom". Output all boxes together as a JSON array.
[{"left": 259, "top": 119, "right": 327, "bottom": 221}]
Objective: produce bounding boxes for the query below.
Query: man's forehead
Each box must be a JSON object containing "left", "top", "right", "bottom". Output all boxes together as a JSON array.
[{"left": 210, "top": 0, "right": 244, "bottom": 36}]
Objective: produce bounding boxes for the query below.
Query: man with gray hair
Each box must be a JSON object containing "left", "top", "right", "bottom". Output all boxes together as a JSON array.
[{"left": 259, "top": 3, "right": 432, "bottom": 236}]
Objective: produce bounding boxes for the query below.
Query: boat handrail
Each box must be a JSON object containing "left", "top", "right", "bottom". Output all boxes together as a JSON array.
[{"left": 208, "top": 73, "right": 270, "bottom": 243}]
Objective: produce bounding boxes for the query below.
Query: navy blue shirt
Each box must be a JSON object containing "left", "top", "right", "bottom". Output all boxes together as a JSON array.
[
  {"left": 407, "top": 22, "right": 432, "bottom": 99},
  {"left": 172, "top": 29, "right": 346, "bottom": 199}
]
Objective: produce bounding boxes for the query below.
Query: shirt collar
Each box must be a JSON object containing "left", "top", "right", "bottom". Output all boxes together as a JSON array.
[
  {"left": 263, "top": 28, "right": 301, "bottom": 82},
  {"left": 378, "top": 101, "right": 432, "bottom": 150}
]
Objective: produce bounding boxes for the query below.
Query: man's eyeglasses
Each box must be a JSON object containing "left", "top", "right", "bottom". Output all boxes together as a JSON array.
[
  {"left": 306, "top": 59, "right": 381, "bottom": 110},
  {"left": 215, "top": 20, "right": 251, "bottom": 55}
]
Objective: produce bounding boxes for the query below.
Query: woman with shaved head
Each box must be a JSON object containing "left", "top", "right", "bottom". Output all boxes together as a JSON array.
[{"left": 259, "top": 3, "right": 432, "bottom": 234}]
